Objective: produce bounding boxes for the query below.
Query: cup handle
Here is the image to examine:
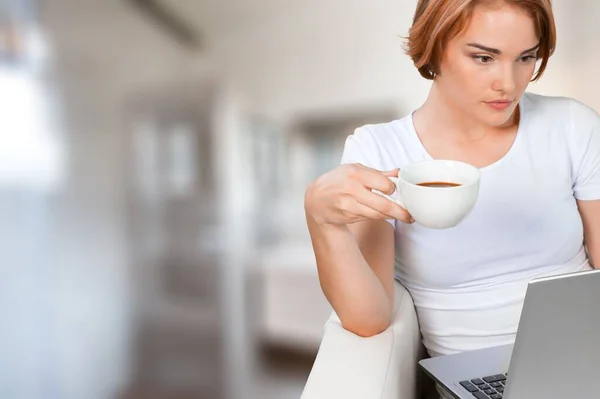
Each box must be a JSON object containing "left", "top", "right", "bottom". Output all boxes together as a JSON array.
[{"left": 374, "top": 177, "right": 405, "bottom": 208}]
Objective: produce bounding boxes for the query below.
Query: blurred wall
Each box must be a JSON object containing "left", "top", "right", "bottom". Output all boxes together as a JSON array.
[{"left": 209, "top": 0, "right": 424, "bottom": 122}]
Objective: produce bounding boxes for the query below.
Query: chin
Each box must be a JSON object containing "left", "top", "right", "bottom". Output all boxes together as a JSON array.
[{"left": 480, "top": 107, "right": 518, "bottom": 128}]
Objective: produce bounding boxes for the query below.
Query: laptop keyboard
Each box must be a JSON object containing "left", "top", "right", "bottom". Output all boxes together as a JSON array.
[{"left": 459, "top": 373, "right": 507, "bottom": 398}]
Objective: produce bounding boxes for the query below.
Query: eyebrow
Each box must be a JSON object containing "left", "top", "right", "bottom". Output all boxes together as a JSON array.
[{"left": 466, "top": 43, "right": 540, "bottom": 55}]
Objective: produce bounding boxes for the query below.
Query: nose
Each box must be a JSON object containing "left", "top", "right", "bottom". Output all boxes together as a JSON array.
[{"left": 492, "top": 63, "right": 516, "bottom": 94}]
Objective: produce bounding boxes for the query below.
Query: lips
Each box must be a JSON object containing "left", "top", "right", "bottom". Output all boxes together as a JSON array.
[{"left": 485, "top": 100, "right": 513, "bottom": 111}]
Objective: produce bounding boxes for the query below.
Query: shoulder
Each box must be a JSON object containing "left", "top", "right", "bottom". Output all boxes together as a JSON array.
[
  {"left": 349, "top": 115, "right": 414, "bottom": 149},
  {"left": 524, "top": 92, "right": 599, "bottom": 129},
  {"left": 341, "top": 114, "right": 417, "bottom": 169},
  {"left": 524, "top": 94, "right": 600, "bottom": 168}
]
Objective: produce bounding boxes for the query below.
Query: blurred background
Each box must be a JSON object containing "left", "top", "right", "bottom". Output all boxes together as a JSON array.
[{"left": 0, "top": 0, "right": 597, "bottom": 398}]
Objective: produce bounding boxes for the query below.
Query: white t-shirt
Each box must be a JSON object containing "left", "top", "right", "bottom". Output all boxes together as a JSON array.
[{"left": 340, "top": 92, "right": 600, "bottom": 356}]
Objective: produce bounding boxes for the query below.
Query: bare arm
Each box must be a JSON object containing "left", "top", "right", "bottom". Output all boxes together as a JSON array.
[
  {"left": 577, "top": 199, "right": 600, "bottom": 268},
  {"left": 306, "top": 218, "right": 395, "bottom": 337},
  {"left": 305, "top": 164, "right": 411, "bottom": 337}
]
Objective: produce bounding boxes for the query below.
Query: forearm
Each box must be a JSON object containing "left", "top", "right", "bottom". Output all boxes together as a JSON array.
[{"left": 307, "top": 216, "right": 393, "bottom": 336}]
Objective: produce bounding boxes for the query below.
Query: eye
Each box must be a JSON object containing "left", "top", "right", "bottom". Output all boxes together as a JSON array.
[
  {"left": 519, "top": 55, "right": 537, "bottom": 63},
  {"left": 472, "top": 55, "right": 494, "bottom": 64}
]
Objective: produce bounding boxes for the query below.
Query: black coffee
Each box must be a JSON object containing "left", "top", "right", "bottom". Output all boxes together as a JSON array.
[{"left": 417, "top": 181, "right": 461, "bottom": 188}]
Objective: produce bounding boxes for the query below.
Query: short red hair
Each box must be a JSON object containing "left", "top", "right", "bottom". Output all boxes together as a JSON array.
[{"left": 405, "top": 0, "right": 556, "bottom": 81}]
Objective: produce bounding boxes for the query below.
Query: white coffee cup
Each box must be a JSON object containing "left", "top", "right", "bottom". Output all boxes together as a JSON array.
[{"left": 378, "top": 160, "right": 481, "bottom": 229}]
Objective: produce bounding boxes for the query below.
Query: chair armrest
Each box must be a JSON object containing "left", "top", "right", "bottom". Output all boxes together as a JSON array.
[{"left": 300, "top": 280, "right": 425, "bottom": 399}]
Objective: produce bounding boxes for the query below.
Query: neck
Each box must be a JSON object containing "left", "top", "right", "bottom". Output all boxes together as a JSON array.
[{"left": 416, "top": 81, "right": 518, "bottom": 140}]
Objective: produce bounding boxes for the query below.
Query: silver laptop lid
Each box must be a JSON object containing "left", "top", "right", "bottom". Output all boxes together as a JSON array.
[{"left": 504, "top": 268, "right": 600, "bottom": 399}]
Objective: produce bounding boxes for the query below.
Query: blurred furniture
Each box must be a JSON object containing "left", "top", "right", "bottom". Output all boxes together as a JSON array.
[
  {"left": 255, "top": 242, "right": 332, "bottom": 351},
  {"left": 300, "top": 280, "right": 433, "bottom": 399}
]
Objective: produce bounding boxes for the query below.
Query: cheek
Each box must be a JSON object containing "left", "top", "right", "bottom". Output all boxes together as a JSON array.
[
  {"left": 443, "top": 57, "right": 480, "bottom": 89},
  {"left": 516, "top": 64, "right": 536, "bottom": 88}
]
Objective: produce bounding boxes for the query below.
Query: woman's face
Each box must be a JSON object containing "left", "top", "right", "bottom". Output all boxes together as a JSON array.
[{"left": 437, "top": 2, "right": 540, "bottom": 127}]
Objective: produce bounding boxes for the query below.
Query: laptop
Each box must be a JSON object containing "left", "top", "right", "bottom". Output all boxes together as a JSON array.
[{"left": 419, "top": 268, "right": 600, "bottom": 399}]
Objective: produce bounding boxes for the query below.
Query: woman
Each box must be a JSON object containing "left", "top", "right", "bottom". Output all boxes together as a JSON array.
[{"left": 304, "top": 0, "right": 600, "bottom": 396}]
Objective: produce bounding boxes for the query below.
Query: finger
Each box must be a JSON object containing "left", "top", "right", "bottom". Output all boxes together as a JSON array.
[
  {"left": 381, "top": 168, "right": 400, "bottom": 178},
  {"left": 345, "top": 201, "right": 390, "bottom": 221},
  {"left": 353, "top": 186, "right": 413, "bottom": 223},
  {"left": 351, "top": 167, "right": 397, "bottom": 195},
  {"left": 377, "top": 169, "right": 400, "bottom": 195},
  {"left": 353, "top": 163, "right": 398, "bottom": 177}
]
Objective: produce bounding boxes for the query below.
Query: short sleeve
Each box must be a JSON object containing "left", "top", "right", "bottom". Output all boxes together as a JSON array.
[
  {"left": 340, "top": 127, "right": 397, "bottom": 228},
  {"left": 570, "top": 101, "right": 600, "bottom": 200}
]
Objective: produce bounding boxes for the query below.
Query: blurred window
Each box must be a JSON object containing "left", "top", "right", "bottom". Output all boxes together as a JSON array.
[{"left": 0, "top": 21, "right": 64, "bottom": 191}]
